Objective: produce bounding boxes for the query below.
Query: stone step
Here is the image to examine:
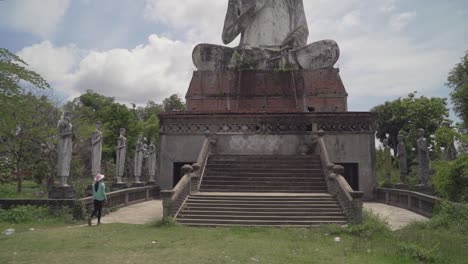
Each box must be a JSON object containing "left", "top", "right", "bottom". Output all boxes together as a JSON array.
[
  {"left": 180, "top": 206, "right": 342, "bottom": 212},
  {"left": 177, "top": 214, "right": 347, "bottom": 221},
  {"left": 200, "top": 185, "right": 327, "bottom": 190},
  {"left": 199, "top": 189, "right": 327, "bottom": 193},
  {"left": 178, "top": 223, "right": 345, "bottom": 228},
  {"left": 176, "top": 219, "right": 347, "bottom": 226},
  {"left": 204, "top": 172, "right": 324, "bottom": 177},
  {"left": 206, "top": 164, "right": 322, "bottom": 169},
  {"left": 184, "top": 201, "right": 338, "bottom": 208},
  {"left": 181, "top": 209, "right": 343, "bottom": 214},
  {"left": 185, "top": 199, "right": 337, "bottom": 204},
  {"left": 188, "top": 196, "right": 334, "bottom": 201},
  {"left": 209, "top": 155, "right": 320, "bottom": 160},
  {"left": 201, "top": 180, "right": 326, "bottom": 185},
  {"left": 205, "top": 168, "right": 322, "bottom": 173}
]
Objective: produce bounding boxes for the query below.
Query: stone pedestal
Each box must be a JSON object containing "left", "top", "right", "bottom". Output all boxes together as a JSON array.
[
  {"left": 186, "top": 69, "right": 348, "bottom": 112},
  {"left": 111, "top": 183, "right": 129, "bottom": 191},
  {"left": 48, "top": 186, "right": 75, "bottom": 199}
]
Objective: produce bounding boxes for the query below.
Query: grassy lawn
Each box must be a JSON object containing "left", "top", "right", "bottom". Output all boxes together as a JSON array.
[
  {"left": 1, "top": 216, "right": 466, "bottom": 264},
  {"left": 0, "top": 181, "right": 47, "bottom": 199}
]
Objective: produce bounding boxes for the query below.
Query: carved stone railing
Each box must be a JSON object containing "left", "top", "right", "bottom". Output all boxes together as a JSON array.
[
  {"left": 193, "top": 133, "right": 217, "bottom": 190},
  {"left": 161, "top": 165, "right": 193, "bottom": 218},
  {"left": 314, "top": 130, "right": 364, "bottom": 224},
  {"left": 0, "top": 185, "right": 161, "bottom": 219},
  {"left": 161, "top": 134, "right": 218, "bottom": 218},
  {"left": 79, "top": 185, "right": 160, "bottom": 213},
  {"left": 375, "top": 188, "right": 440, "bottom": 217}
]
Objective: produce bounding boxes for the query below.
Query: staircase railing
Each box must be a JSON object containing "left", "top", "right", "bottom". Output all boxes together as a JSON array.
[
  {"left": 314, "top": 130, "right": 364, "bottom": 224},
  {"left": 161, "top": 133, "right": 217, "bottom": 218},
  {"left": 194, "top": 134, "right": 217, "bottom": 190}
]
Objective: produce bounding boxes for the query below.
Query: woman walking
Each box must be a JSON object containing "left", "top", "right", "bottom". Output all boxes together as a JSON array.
[{"left": 88, "top": 174, "right": 107, "bottom": 226}]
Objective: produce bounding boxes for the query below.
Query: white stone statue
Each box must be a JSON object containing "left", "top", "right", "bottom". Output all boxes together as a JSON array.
[
  {"left": 91, "top": 121, "right": 103, "bottom": 177},
  {"left": 417, "top": 128, "right": 431, "bottom": 186},
  {"left": 397, "top": 133, "right": 407, "bottom": 184},
  {"left": 147, "top": 139, "right": 157, "bottom": 183},
  {"left": 134, "top": 135, "right": 144, "bottom": 183},
  {"left": 193, "top": 0, "right": 339, "bottom": 71},
  {"left": 115, "top": 128, "right": 127, "bottom": 183},
  {"left": 57, "top": 112, "right": 73, "bottom": 187}
]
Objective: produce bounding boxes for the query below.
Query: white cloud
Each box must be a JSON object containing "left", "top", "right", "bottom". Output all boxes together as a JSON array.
[
  {"left": 389, "top": 12, "right": 417, "bottom": 31},
  {"left": 17, "top": 35, "right": 195, "bottom": 104},
  {"left": 3, "top": 0, "right": 70, "bottom": 38}
]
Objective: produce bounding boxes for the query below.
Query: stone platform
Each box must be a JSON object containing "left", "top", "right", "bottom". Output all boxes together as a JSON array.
[
  {"left": 157, "top": 111, "right": 377, "bottom": 199},
  {"left": 186, "top": 68, "right": 347, "bottom": 112}
]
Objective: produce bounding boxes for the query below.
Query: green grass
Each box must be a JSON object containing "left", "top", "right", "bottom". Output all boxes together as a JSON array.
[
  {"left": 0, "top": 180, "right": 47, "bottom": 199},
  {"left": 1, "top": 211, "right": 467, "bottom": 264}
]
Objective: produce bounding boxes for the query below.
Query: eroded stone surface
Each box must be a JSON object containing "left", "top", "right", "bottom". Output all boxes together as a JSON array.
[{"left": 364, "top": 202, "right": 428, "bottom": 231}]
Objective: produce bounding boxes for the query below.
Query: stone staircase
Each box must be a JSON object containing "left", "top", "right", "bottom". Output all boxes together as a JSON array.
[{"left": 175, "top": 155, "right": 347, "bottom": 227}]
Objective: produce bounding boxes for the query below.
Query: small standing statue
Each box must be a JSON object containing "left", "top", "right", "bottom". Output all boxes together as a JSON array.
[
  {"left": 115, "top": 128, "right": 127, "bottom": 184},
  {"left": 91, "top": 121, "right": 103, "bottom": 177},
  {"left": 442, "top": 122, "right": 458, "bottom": 161},
  {"left": 147, "top": 139, "right": 157, "bottom": 183},
  {"left": 417, "top": 128, "right": 431, "bottom": 186},
  {"left": 134, "top": 135, "right": 144, "bottom": 183},
  {"left": 396, "top": 133, "right": 407, "bottom": 184},
  {"left": 382, "top": 139, "right": 392, "bottom": 183},
  {"left": 57, "top": 112, "right": 73, "bottom": 187}
]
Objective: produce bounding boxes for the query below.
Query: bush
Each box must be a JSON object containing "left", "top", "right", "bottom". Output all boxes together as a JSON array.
[
  {"left": 0, "top": 206, "right": 52, "bottom": 223},
  {"left": 151, "top": 217, "right": 179, "bottom": 228},
  {"left": 433, "top": 155, "right": 468, "bottom": 202},
  {"left": 398, "top": 242, "right": 438, "bottom": 263},
  {"left": 326, "top": 210, "right": 391, "bottom": 239}
]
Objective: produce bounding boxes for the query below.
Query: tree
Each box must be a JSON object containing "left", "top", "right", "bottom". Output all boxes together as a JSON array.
[
  {"left": 0, "top": 92, "right": 60, "bottom": 192},
  {"left": 447, "top": 52, "right": 468, "bottom": 130},
  {"left": 163, "top": 94, "right": 186, "bottom": 112},
  {"left": 0, "top": 48, "right": 49, "bottom": 99},
  {"left": 372, "top": 93, "right": 449, "bottom": 157}
]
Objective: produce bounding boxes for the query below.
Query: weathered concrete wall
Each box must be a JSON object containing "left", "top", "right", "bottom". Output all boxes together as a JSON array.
[
  {"left": 217, "top": 135, "right": 309, "bottom": 156},
  {"left": 323, "top": 134, "right": 376, "bottom": 200},
  {"left": 158, "top": 135, "right": 205, "bottom": 189}
]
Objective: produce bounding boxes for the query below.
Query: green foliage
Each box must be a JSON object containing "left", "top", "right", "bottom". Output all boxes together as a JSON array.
[
  {"left": 326, "top": 210, "right": 391, "bottom": 239},
  {"left": 0, "top": 48, "right": 49, "bottom": 99},
  {"left": 447, "top": 52, "right": 468, "bottom": 129},
  {"left": 151, "top": 217, "right": 179, "bottom": 227},
  {"left": 398, "top": 242, "right": 438, "bottom": 263},
  {"left": 371, "top": 93, "right": 449, "bottom": 162},
  {"left": 0, "top": 156, "right": 13, "bottom": 184},
  {"left": 162, "top": 94, "right": 186, "bottom": 112},
  {"left": 433, "top": 155, "right": 468, "bottom": 202},
  {"left": 0, "top": 206, "right": 52, "bottom": 223},
  {"left": 410, "top": 201, "right": 468, "bottom": 232}
]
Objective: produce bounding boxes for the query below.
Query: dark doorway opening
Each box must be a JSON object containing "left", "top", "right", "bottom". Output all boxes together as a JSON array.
[
  {"left": 307, "top": 107, "right": 315, "bottom": 112},
  {"left": 335, "top": 163, "right": 359, "bottom": 191},
  {"left": 173, "top": 162, "right": 195, "bottom": 188}
]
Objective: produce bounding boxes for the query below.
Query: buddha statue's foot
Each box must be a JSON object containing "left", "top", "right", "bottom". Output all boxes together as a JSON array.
[
  {"left": 192, "top": 44, "right": 234, "bottom": 71},
  {"left": 292, "top": 40, "right": 340, "bottom": 70}
]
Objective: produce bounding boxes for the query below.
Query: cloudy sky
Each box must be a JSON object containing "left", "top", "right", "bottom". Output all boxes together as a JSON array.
[{"left": 0, "top": 0, "right": 467, "bottom": 115}]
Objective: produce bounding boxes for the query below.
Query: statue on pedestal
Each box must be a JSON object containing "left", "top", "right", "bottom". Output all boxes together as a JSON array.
[
  {"left": 57, "top": 112, "right": 73, "bottom": 187},
  {"left": 134, "top": 135, "right": 144, "bottom": 183},
  {"left": 147, "top": 139, "right": 157, "bottom": 183},
  {"left": 91, "top": 121, "right": 103, "bottom": 177},
  {"left": 382, "top": 139, "right": 392, "bottom": 183},
  {"left": 397, "top": 133, "right": 407, "bottom": 183},
  {"left": 115, "top": 128, "right": 127, "bottom": 184},
  {"left": 193, "top": 0, "right": 339, "bottom": 71},
  {"left": 417, "top": 129, "right": 431, "bottom": 186}
]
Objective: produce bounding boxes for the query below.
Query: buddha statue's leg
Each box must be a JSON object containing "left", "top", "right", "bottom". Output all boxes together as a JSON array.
[
  {"left": 192, "top": 44, "right": 235, "bottom": 71},
  {"left": 290, "top": 40, "right": 340, "bottom": 70}
]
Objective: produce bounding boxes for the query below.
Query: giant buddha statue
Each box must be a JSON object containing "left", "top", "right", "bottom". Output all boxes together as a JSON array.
[{"left": 193, "top": 0, "right": 340, "bottom": 71}]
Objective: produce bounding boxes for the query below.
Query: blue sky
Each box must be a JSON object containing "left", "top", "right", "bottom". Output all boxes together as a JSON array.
[{"left": 0, "top": 0, "right": 467, "bottom": 119}]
